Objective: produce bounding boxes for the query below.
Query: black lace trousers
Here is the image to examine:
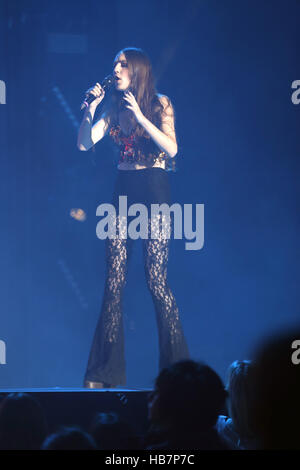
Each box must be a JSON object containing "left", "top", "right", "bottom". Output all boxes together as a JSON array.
[{"left": 84, "top": 169, "right": 189, "bottom": 386}]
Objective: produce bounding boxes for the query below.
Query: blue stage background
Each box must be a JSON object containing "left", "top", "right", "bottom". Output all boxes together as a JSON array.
[{"left": 0, "top": 0, "right": 299, "bottom": 388}]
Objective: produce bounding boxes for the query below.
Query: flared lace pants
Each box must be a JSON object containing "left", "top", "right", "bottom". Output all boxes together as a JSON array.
[{"left": 84, "top": 169, "right": 189, "bottom": 386}]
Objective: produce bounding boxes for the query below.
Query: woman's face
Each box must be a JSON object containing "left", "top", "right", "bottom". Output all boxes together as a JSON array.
[{"left": 113, "top": 53, "right": 131, "bottom": 91}]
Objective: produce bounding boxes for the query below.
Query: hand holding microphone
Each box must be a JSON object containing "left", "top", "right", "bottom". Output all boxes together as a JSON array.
[{"left": 80, "top": 75, "right": 114, "bottom": 110}]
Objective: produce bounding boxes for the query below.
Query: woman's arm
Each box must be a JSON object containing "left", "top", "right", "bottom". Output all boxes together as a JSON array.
[
  {"left": 123, "top": 93, "right": 178, "bottom": 158},
  {"left": 77, "top": 82, "right": 109, "bottom": 151},
  {"left": 141, "top": 96, "right": 178, "bottom": 157},
  {"left": 77, "top": 107, "right": 110, "bottom": 151}
]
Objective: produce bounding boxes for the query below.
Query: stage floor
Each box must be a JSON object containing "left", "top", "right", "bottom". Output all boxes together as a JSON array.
[{"left": 0, "top": 387, "right": 152, "bottom": 392}]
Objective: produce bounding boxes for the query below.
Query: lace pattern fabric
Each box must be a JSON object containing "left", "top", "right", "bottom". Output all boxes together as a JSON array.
[
  {"left": 142, "top": 215, "right": 190, "bottom": 370},
  {"left": 84, "top": 213, "right": 189, "bottom": 386}
]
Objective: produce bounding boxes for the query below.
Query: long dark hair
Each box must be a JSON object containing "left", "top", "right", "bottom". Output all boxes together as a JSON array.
[
  {"left": 104, "top": 47, "right": 167, "bottom": 138},
  {"left": 226, "top": 360, "right": 256, "bottom": 439}
]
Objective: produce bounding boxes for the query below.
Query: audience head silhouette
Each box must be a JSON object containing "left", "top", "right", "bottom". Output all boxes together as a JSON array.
[
  {"left": 149, "top": 360, "right": 227, "bottom": 431},
  {"left": 0, "top": 392, "right": 47, "bottom": 450},
  {"left": 251, "top": 329, "right": 300, "bottom": 449},
  {"left": 226, "top": 359, "right": 256, "bottom": 440},
  {"left": 41, "top": 426, "right": 97, "bottom": 450},
  {"left": 90, "top": 411, "right": 140, "bottom": 450},
  {"left": 145, "top": 359, "right": 229, "bottom": 451}
]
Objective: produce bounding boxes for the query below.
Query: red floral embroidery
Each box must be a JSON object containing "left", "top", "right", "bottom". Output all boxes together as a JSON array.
[{"left": 109, "top": 124, "right": 175, "bottom": 171}]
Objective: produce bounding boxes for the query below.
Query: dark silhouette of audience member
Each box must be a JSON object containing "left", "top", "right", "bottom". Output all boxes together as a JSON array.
[
  {"left": 89, "top": 411, "right": 141, "bottom": 449},
  {"left": 145, "top": 359, "right": 228, "bottom": 450},
  {"left": 0, "top": 392, "right": 48, "bottom": 450},
  {"left": 251, "top": 329, "right": 300, "bottom": 449},
  {"left": 216, "top": 360, "right": 258, "bottom": 449},
  {"left": 41, "top": 426, "right": 97, "bottom": 450}
]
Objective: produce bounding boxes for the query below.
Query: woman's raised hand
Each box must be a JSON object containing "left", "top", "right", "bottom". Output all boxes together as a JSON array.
[
  {"left": 123, "top": 91, "right": 144, "bottom": 123},
  {"left": 84, "top": 82, "right": 105, "bottom": 108}
]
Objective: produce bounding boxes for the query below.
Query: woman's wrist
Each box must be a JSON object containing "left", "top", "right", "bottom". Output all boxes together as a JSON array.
[{"left": 135, "top": 112, "right": 146, "bottom": 126}]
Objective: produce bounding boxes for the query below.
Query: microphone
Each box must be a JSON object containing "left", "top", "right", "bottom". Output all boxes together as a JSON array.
[{"left": 80, "top": 74, "right": 114, "bottom": 110}]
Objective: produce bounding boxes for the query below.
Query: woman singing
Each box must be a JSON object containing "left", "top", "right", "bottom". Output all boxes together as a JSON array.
[{"left": 77, "top": 47, "right": 189, "bottom": 388}]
